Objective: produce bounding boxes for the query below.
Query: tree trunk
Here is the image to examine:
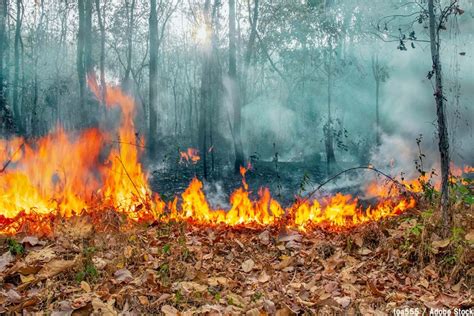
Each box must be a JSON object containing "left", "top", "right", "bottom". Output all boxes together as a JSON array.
[
  {"left": 242, "top": 0, "right": 259, "bottom": 106},
  {"left": 124, "top": 0, "right": 135, "bottom": 91},
  {"left": 95, "top": 0, "right": 106, "bottom": 105},
  {"left": 428, "top": 0, "right": 451, "bottom": 236},
  {"left": 77, "top": 0, "right": 86, "bottom": 124},
  {"left": 198, "top": 0, "right": 212, "bottom": 179},
  {"left": 0, "top": 0, "right": 14, "bottom": 135},
  {"left": 372, "top": 54, "right": 381, "bottom": 146},
  {"left": 12, "top": 0, "right": 22, "bottom": 134},
  {"left": 148, "top": 0, "right": 159, "bottom": 156},
  {"left": 229, "top": 0, "right": 244, "bottom": 173},
  {"left": 324, "top": 49, "right": 336, "bottom": 174}
]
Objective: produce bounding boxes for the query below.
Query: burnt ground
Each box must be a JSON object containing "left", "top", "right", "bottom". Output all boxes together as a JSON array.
[{"left": 150, "top": 160, "right": 326, "bottom": 207}]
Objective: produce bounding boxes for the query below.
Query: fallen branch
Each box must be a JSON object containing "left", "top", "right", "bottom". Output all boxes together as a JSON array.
[
  {"left": 300, "top": 166, "right": 416, "bottom": 205},
  {"left": 115, "top": 155, "right": 145, "bottom": 203},
  {"left": 0, "top": 142, "right": 25, "bottom": 173}
]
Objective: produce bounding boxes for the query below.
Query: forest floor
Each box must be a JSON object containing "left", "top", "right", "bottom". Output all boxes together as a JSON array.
[
  {"left": 0, "top": 163, "right": 473, "bottom": 315},
  {"left": 0, "top": 201, "right": 472, "bottom": 315}
]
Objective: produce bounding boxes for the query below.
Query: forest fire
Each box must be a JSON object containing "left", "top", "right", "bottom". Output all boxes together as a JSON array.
[{"left": 0, "top": 82, "right": 469, "bottom": 236}]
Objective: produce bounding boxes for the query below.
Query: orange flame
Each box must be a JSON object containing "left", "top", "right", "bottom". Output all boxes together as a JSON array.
[
  {"left": 0, "top": 77, "right": 471, "bottom": 235},
  {"left": 179, "top": 148, "right": 200, "bottom": 164}
]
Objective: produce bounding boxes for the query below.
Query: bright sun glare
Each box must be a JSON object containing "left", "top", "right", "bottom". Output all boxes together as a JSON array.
[{"left": 194, "top": 23, "right": 210, "bottom": 45}]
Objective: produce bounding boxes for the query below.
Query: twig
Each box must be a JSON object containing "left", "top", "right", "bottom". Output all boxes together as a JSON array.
[
  {"left": 115, "top": 155, "right": 145, "bottom": 203},
  {"left": 300, "top": 166, "right": 416, "bottom": 205},
  {"left": 0, "top": 142, "right": 25, "bottom": 173}
]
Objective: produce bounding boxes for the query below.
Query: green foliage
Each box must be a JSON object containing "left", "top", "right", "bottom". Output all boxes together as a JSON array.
[
  {"left": 162, "top": 243, "right": 171, "bottom": 255},
  {"left": 76, "top": 246, "right": 98, "bottom": 282},
  {"left": 451, "top": 178, "right": 473, "bottom": 205},
  {"left": 7, "top": 239, "right": 24, "bottom": 256},
  {"left": 174, "top": 289, "right": 184, "bottom": 304},
  {"left": 298, "top": 172, "right": 311, "bottom": 196}
]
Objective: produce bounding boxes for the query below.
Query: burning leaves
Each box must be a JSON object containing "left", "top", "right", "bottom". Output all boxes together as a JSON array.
[{"left": 179, "top": 148, "right": 200, "bottom": 165}]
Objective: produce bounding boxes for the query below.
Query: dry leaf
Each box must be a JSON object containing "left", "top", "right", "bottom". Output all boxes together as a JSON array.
[
  {"left": 161, "top": 304, "right": 179, "bottom": 316},
  {"left": 114, "top": 268, "right": 133, "bottom": 283},
  {"left": 242, "top": 259, "right": 254, "bottom": 272},
  {"left": 176, "top": 281, "right": 208, "bottom": 293},
  {"left": 432, "top": 239, "right": 450, "bottom": 249},
  {"left": 258, "top": 271, "right": 270, "bottom": 283},
  {"left": 334, "top": 296, "right": 351, "bottom": 308},
  {"left": 25, "top": 247, "right": 56, "bottom": 265},
  {"left": 274, "top": 257, "right": 293, "bottom": 270},
  {"left": 358, "top": 248, "right": 372, "bottom": 255},
  {"left": 264, "top": 300, "right": 276, "bottom": 314},
  {"left": 0, "top": 251, "right": 14, "bottom": 272},
  {"left": 138, "top": 296, "right": 149, "bottom": 305},
  {"left": 81, "top": 281, "right": 91, "bottom": 292},
  {"left": 124, "top": 246, "right": 133, "bottom": 259},
  {"left": 6, "top": 289, "right": 22, "bottom": 303},
  {"left": 37, "top": 258, "right": 77, "bottom": 279},
  {"left": 464, "top": 230, "right": 474, "bottom": 243},
  {"left": 258, "top": 231, "right": 270, "bottom": 245},
  {"left": 92, "top": 297, "right": 117, "bottom": 316}
]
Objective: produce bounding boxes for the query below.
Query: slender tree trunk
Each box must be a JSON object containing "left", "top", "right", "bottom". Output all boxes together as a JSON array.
[
  {"left": 242, "top": 0, "right": 258, "bottom": 106},
  {"left": 124, "top": 0, "right": 135, "bottom": 91},
  {"left": 12, "top": 0, "right": 22, "bottom": 133},
  {"left": 95, "top": 0, "right": 106, "bottom": 105},
  {"left": 77, "top": 0, "right": 86, "bottom": 124},
  {"left": 229, "top": 0, "right": 244, "bottom": 173},
  {"left": 198, "top": 0, "right": 212, "bottom": 179},
  {"left": 428, "top": 0, "right": 450, "bottom": 236},
  {"left": 372, "top": 55, "right": 381, "bottom": 147},
  {"left": 324, "top": 49, "right": 336, "bottom": 174},
  {"left": 148, "top": 0, "right": 159, "bottom": 156},
  {"left": 0, "top": 0, "right": 14, "bottom": 135}
]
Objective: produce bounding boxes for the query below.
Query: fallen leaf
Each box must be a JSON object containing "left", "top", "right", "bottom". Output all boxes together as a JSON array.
[
  {"left": 92, "top": 297, "right": 117, "bottom": 316},
  {"left": 161, "top": 304, "right": 179, "bottom": 316},
  {"left": 207, "top": 276, "right": 228, "bottom": 286},
  {"left": 0, "top": 251, "right": 14, "bottom": 272},
  {"left": 334, "top": 296, "right": 351, "bottom": 308},
  {"left": 176, "top": 281, "right": 208, "bottom": 293},
  {"left": 6, "top": 289, "right": 22, "bottom": 303},
  {"left": 264, "top": 300, "right": 276, "bottom": 314},
  {"left": 358, "top": 248, "right": 372, "bottom": 255},
  {"left": 25, "top": 247, "right": 56, "bottom": 265},
  {"left": 432, "top": 239, "right": 450, "bottom": 249},
  {"left": 81, "top": 281, "right": 91, "bottom": 293},
  {"left": 464, "top": 230, "right": 474, "bottom": 243},
  {"left": 124, "top": 246, "right": 133, "bottom": 259},
  {"left": 114, "top": 268, "right": 133, "bottom": 283},
  {"left": 37, "top": 258, "right": 77, "bottom": 279},
  {"left": 258, "top": 271, "right": 270, "bottom": 283},
  {"left": 246, "top": 307, "right": 260, "bottom": 316},
  {"left": 274, "top": 257, "right": 294, "bottom": 270},
  {"left": 258, "top": 230, "right": 270, "bottom": 245},
  {"left": 21, "top": 236, "right": 45, "bottom": 246},
  {"left": 20, "top": 273, "right": 35, "bottom": 283},
  {"left": 242, "top": 259, "right": 255, "bottom": 272},
  {"left": 138, "top": 296, "right": 149, "bottom": 305}
]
